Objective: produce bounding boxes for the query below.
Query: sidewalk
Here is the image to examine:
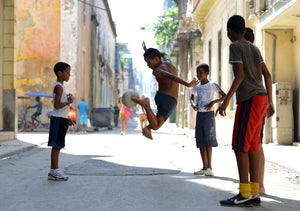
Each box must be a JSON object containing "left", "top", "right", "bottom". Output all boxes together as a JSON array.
[
  {"left": 1, "top": 120, "right": 300, "bottom": 175},
  {"left": 164, "top": 122, "right": 300, "bottom": 174}
]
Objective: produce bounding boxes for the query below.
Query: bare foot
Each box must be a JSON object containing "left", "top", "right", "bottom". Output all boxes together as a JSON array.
[
  {"left": 142, "top": 126, "right": 153, "bottom": 140},
  {"left": 259, "top": 186, "right": 266, "bottom": 194},
  {"left": 131, "top": 97, "right": 150, "bottom": 108}
]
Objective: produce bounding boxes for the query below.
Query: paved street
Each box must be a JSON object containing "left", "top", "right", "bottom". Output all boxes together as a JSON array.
[{"left": 1, "top": 118, "right": 300, "bottom": 211}]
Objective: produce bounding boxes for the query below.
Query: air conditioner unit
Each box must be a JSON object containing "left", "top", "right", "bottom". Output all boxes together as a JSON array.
[{"left": 272, "top": 82, "right": 294, "bottom": 145}]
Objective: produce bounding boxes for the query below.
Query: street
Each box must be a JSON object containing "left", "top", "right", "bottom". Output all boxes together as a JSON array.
[{"left": 1, "top": 118, "right": 300, "bottom": 211}]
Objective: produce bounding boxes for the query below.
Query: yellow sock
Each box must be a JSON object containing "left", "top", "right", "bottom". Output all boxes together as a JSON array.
[
  {"left": 239, "top": 183, "right": 251, "bottom": 198},
  {"left": 250, "top": 182, "right": 259, "bottom": 196}
]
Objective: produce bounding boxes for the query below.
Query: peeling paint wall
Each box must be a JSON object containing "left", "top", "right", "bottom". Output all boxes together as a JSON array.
[{"left": 16, "top": 0, "right": 61, "bottom": 117}]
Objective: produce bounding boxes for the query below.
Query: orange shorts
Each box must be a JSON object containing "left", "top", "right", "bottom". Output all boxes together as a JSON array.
[
  {"left": 119, "top": 112, "right": 125, "bottom": 120},
  {"left": 232, "top": 94, "right": 268, "bottom": 152},
  {"left": 139, "top": 114, "right": 147, "bottom": 121}
]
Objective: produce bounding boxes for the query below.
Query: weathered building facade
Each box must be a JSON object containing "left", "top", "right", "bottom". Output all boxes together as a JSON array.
[
  {"left": 169, "top": 0, "right": 203, "bottom": 129},
  {"left": 15, "top": 0, "right": 119, "bottom": 127},
  {"left": 193, "top": 0, "right": 300, "bottom": 143}
]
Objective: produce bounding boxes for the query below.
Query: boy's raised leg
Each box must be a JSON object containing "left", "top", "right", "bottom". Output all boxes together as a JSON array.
[{"left": 131, "top": 97, "right": 165, "bottom": 139}]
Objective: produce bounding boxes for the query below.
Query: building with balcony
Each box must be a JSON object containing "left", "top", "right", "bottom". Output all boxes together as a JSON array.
[{"left": 193, "top": 0, "right": 300, "bottom": 143}]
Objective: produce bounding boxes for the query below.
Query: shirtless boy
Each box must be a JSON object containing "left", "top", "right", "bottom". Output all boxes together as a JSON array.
[{"left": 132, "top": 42, "right": 198, "bottom": 139}]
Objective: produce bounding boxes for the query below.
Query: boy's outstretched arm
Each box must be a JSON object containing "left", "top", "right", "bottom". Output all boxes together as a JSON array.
[
  {"left": 154, "top": 68, "right": 199, "bottom": 87},
  {"left": 262, "top": 62, "right": 275, "bottom": 118}
]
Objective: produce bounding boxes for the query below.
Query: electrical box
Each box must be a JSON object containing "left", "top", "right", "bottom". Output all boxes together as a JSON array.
[{"left": 272, "top": 82, "right": 294, "bottom": 145}]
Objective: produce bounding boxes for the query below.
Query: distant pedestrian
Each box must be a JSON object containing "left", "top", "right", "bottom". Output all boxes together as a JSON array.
[
  {"left": 77, "top": 98, "right": 90, "bottom": 134},
  {"left": 137, "top": 94, "right": 148, "bottom": 132},
  {"left": 190, "top": 64, "right": 226, "bottom": 176},
  {"left": 118, "top": 97, "right": 131, "bottom": 135},
  {"left": 68, "top": 103, "right": 77, "bottom": 133},
  {"left": 217, "top": 15, "right": 274, "bottom": 207},
  {"left": 27, "top": 96, "right": 42, "bottom": 125},
  {"left": 48, "top": 62, "right": 74, "bottom": 181}
]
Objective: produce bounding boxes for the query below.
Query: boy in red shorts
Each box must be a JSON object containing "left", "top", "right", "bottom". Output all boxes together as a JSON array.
[{"left": 216, "top": 15, "right": 274, "bottom": 206}]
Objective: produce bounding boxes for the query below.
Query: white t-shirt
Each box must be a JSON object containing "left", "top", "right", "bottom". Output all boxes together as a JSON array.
[
  {"left": 191, "top": 81, "right": 221, "bottom": 112},
  {"left": 51, "top": 81, "right": 69, "bottom": 119}
]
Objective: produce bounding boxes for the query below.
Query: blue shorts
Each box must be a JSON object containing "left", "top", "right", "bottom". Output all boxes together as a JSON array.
[
  {"left": 155, "top": 91, "right": 177, "bottom": 121},
  {"left": 80, "top": 115, "right": 88, "bottom": 125},
  {"left": 48, "top": 116, "right": 68, "bottom": 149},
  {"left": 195, "top": 111, "right": 218, "bottom": 148}
]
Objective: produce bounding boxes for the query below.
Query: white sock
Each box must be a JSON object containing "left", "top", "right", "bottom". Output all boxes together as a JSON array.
[{"left": 53, "top": 169, "right": 59, "bottom": 174}]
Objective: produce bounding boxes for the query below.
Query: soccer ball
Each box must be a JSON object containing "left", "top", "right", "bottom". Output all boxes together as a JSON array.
[{"left": 122, "top": 90, "right": 139, "bottom": 108}]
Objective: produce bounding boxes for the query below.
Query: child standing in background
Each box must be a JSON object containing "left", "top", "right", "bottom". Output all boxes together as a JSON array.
[
  {"left": 190, "top": 64, "right": 226, "bottom": 176},
  {"left": 48, "top": 62, "right": 74, "bottom": 181}
]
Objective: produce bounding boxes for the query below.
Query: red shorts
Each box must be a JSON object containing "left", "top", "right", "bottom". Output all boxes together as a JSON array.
[{"left": 232, "top": 94, "right": 268, "bottom": 152}]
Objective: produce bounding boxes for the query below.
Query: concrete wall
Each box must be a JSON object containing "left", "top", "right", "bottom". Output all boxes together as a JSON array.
[
  {"left": 0, "top": 0, "right": 3, "bottom": 130},
  {"left": 16, "top": 0, "right": 61, "bottom": 117},
  {"left": 1, "top": 0, "right": 17, "bottom": 140},
  {"left": 61, "top": 0, "right": 78, "bottom": 100},
  {"left": 77, "top": 0, "right": 92, "bottom": 107}
]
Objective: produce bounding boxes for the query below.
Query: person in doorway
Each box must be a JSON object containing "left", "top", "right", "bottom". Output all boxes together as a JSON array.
[
  {"left": 190, "top": 64, "right": 226, "bottom": 176},
  {"left": 48, "top": 62, "right": 74, "bottom": 181},
  {"left": 217, "top": 15, "right": 274, "bottom": 206},
  {"left": 131, "top": 42, "right": 199, "bottom": 139},
  {"left": 77, "top": 98, "right": 90, "bottom": 134}
]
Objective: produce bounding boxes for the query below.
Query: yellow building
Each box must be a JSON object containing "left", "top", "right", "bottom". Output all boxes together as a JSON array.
[
  {"left": 193, "top": 0, "right": 300, "bottom": 143},
  {"left": 0, "top": 0, "right": 18, "bottom": 141}
]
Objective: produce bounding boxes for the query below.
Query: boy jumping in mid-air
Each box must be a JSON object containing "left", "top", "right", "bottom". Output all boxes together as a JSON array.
[{"left": 132, "top": 42, "right": 198, "bottom": 139}]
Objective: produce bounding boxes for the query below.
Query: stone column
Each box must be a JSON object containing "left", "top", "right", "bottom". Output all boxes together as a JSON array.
[{"left": 2, "top": 0, "right": 17, "bottom": 137}]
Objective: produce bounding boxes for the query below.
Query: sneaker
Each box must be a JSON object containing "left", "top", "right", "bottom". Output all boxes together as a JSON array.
[
  {"left": 194, "top": 169, "right": 206, "bottom": 175},
  {"left": 48, "top": 170, "right": 68, "bottom": 181},
  {"left": 204, "top": 168, "right": 214, "bottom": 176},
  {"left": 120, "top": 131, "right": 123, "bottom": 135},
  {"left": 220, "top": 193, "right": 253, "bottom": 207},
  {"left": 252, "top": 194, "right": 261, "bottom": 206}
]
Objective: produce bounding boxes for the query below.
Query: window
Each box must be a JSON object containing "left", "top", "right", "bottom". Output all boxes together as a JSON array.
[
  {"left": 218, "top": 30, "right": 222, "bottom": 86},
  {"left": 83, "top": 0, "right": 86, "bottom": 25}
]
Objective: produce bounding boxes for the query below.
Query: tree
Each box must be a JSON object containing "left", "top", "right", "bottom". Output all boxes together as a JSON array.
[{"left": 141, "top": 3, "right": 178, "bottom": 52}]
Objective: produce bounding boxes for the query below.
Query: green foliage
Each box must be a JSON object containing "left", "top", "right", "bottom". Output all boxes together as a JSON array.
[
  {"left": 153, "top": 4, "right": 178, "bottom": 50},
  {"left": 140, "top": 3, "right": 178, "bottom": 51}
]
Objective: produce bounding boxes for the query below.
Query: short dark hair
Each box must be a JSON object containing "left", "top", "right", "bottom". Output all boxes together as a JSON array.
[
  {"left": 227, "top": 15, "right": 245, "bottom": 35},
  {"left": 244, "top": 27, "right": 254, "bottom": 43},
  {"left": 143, "top": 48, "right": 160, "bottom": 59},
  {"left": 197, "top": 63, "right": 209, "bottom": 73},
  {"left": 53, "top": 62, "right": 70, "bottom": 77}
]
